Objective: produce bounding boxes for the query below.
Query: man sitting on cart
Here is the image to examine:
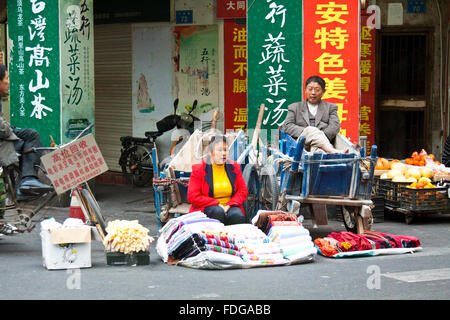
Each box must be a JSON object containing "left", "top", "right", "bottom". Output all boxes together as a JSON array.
[
  {"left": 0, "top": 64, "right": 53, "bottom": 200},
  {"left": 187, "top": 135, "right": 248, "bottom": 225},
  {"left": 282, "top": 75, "right": 349, "bottom": 154}
]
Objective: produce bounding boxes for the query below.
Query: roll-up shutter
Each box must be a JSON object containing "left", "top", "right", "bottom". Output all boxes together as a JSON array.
[{"left": 94, "top": 23, "right": 132, "bottom": 172}]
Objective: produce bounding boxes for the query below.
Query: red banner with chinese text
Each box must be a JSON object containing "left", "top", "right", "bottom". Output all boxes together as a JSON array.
[
  {"left": 360, "top": 10, "right": 376, "bottom": 154},
  {"left": 217, "top": 0, "right": 247, "bottom": 19},
  {"left": 224, "top": 19, "right": 247, "bottom": 131},
  {"left": 303, "top": 0, "right": 360, "bottom": 143}
]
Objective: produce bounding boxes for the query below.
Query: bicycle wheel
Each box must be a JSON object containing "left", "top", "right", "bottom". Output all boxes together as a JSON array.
[
  {"left": 120, "top": 145, "right": 153, "bottom": 187},
  {"left": 81, "top": 188, "right": 107, "bottom": 237},
  {"left": 242, "top": 163, "right": 260, "bottom": 223},
  {"left": 259, "top": 166, "right": 280, "bottom": 211}
]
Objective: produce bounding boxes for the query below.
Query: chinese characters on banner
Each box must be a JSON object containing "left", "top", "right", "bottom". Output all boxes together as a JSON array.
[
  {"left": 360, "top": 10, "right": 376, "bottom": 153},
  {"left": 224, "top": 20, "right": 247, "bottom": 131},
  {"left": 41, "top": 134, "right": 108, "bottom": 195},
  {"left": 8, "top": 0, "right": 95, "bottom": 146},
  {"left": 247, "top": 0, "right": 303, "bottom": 143},
  {"left": 8, "top": 0, "right": 61, "bottom": 146},
  {"left": 303, "top": 0, "right": 360, "bottom": 143},
  {"left": 60, "top": 0, "right": 95, "bottom": 143},
  {"left": 216, "top": 0, "right": 246, "bottom": 19}
]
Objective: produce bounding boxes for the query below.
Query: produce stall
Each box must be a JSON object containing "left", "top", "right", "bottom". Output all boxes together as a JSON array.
[{"left": 373, "top": 149, "right": 450, "bottom": 224}]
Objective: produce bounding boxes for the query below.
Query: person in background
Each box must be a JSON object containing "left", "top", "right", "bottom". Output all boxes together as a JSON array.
[
  {"left": 0, "top": 63, "right": 53, "bottom": 201},
  {"left": 282, "top": 75, "right": 348, "bottom": 153},
  {"left": 187, "top": 135, "right": 248, "bottom": 225}
]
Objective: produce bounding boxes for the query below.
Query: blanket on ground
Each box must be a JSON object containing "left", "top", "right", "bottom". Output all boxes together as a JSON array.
[{"left": 314, "top": 231, "right": 422, "bottom": 258}]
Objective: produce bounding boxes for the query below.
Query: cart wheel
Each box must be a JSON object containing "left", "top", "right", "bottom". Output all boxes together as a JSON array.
[
  {"left": 405, "top": 214, "right": 414, "bottom": 225},
  {"left": 243, "top": 164, "right": 260, "bottom": 223},
  {"left": 259, "top": 166, "right": 280, "bottom": 211},
  {"left": 341, "top": 206, "right": 358, "bottom": 233}
]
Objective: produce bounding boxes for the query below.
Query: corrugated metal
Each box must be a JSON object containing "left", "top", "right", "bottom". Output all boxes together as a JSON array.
[{"left": 94, "top": 23, "right": 132, "bottom": 172}]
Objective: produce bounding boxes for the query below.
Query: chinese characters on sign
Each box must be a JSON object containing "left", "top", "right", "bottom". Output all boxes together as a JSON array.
[
  {"left": 360, "top": 10, "right": 376, "bottom": 154},
  {"left": 217, "top": 0, "right": 246, "bottom": 19},
  {"left": 174, "top": 26, "right": 219, "bottom": 120},
  {"left": 303, "top": 0, "right": 360, "bottom": 143},
  {"left": 25, "top": 0, "right": 53, "bottom": 120},
  {"left": 247, "top": 0, "right": 302, "bottom": 143},
  {"left": 224, "top": 20, "right": 247, "bottom": 131},
  {"left": 9, "top": 0, "right": 61, "bottom": 146},
  {"left": 9, "top": 0, "right": 95, "bottom": 147},
  {"left": 60, "top": 0, "right": 95, "bottom": 143},
  {"left": 41, "top": 134, "right": 108, "bottom": 195}
]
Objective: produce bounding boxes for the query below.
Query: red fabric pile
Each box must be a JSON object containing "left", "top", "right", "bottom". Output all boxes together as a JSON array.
[{"left": 314, "top": 231, "right": 421, "bottom": 257}]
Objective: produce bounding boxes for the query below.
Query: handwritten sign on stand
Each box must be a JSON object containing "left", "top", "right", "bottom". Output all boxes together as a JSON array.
[{"left": 41, "top": 134, "right": 108, "bottom": 195}]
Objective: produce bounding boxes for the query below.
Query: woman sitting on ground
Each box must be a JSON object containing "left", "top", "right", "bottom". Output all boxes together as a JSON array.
[{"left": 187, "top": 135, "right": 248, "bottom": 225}]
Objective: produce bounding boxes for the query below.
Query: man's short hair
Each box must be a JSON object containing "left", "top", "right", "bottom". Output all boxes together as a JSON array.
[{"left": 305, "top": 75, "right": 326, "bottom": 91}]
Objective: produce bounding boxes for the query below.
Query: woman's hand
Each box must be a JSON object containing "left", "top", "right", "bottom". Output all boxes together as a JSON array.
[{"left": 219, "top": 204, "right": 231, "bottom": 214}]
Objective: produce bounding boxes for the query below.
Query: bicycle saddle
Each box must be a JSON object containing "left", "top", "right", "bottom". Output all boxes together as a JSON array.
[{"left": 145, "top": 131, "right": 163, "bottom": 140}]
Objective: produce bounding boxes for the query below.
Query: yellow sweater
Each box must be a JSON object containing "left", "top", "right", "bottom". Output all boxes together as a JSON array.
[{"left": 212, "top": 164, "right": 232, "bottom": 206}]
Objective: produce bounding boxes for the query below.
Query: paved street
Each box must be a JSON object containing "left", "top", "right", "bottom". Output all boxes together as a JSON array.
[{"left": 1, "top": 183, "right": 450, "bottom": 301}]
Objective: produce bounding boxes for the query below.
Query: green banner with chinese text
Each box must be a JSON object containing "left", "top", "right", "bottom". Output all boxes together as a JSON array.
[
  {"left": 8, "top": 0, "right": 95, "bottom": 146},
  {"left": 8, "top": 0, "right": 61, "bottom": 146},
  {"left": 247, "top": 0, "right": 303, "bottom": 143}
]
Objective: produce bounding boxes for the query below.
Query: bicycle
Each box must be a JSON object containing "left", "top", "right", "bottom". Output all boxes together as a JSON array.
[
  {"left": 0, "top": 123, "right": 107, "bottom": 240},
  {"left": 119, "top": 99, "right": 199, "bottom": 187}
]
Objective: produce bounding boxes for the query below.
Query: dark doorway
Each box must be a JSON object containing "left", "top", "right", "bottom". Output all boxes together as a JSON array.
[{"left": 376, "top": 32, "right": 430, "bottom": 159}]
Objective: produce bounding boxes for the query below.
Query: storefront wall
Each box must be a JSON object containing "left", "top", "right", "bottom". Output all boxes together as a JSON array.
[
  {"left": 94, "top": 0, "right": 221, "bottom": 170},
  {"left": 373, "top": 0, "right": 449, "bottom": 160},
  {"left": 2, "top": 0, "right": 449, "bottom": 170},
  {"left": 94, "top": 23, "right": 133, "bottom": 172}
]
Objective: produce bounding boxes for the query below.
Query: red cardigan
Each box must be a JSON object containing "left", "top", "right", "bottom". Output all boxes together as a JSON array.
[{"left": 187, "top": 158, "right": 248, "bottom": 215}]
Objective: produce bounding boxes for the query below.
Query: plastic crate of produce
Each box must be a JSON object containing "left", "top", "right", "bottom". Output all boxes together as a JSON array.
[
  {"left": 377, "top": 179, "right": 409, "bottom": 208},
  {"left": 399, "top": 186, "right": 449, "bottom": 212}
]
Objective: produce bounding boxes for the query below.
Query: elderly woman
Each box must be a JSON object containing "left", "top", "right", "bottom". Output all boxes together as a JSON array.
[
  {"left": 282, "top": 75, "right": 346, "bottom": 153},
  {"left": 187, "top": 135, "right": 248, "bottom": 225}
]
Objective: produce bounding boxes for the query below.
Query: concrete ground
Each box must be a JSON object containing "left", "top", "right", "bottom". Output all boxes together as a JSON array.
[{"left": 1, "top": 183, "right": 450, "bottom": 302}]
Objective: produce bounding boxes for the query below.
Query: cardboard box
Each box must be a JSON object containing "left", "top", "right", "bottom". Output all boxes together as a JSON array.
[{"left": 41, "top": 227, "right": 92, "bottom": 270}]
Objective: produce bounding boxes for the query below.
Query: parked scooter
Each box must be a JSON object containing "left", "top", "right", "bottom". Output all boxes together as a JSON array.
[{"left": 118, "top": 99, "right": 200, "bottom": 187}]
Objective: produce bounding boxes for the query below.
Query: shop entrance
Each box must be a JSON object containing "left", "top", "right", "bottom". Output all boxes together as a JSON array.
[{"left": 375, "top": 31, "right": 430, "bottom": 159}]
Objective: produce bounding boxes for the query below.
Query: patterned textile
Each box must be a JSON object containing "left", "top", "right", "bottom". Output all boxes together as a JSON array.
[
  {"left": 202, "top": 235, "right": 240, "bottom": 250},
  {"left": 205, "top": 244, "right": 241, "bottom": 256},
  {"left": 315, "top": 231, "right": 421, "bottom": 257},
  {"left": 169, "top": 234, "right": 205, "bottom": 260}
]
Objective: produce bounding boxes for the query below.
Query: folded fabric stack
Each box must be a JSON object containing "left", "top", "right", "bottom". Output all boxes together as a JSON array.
[
  {"left": 224, "top": 224, "right": 286, "bottom": 266},
  {"left": 252, "top": 210, "right": 317, "bottom": 262},
  {"left": 267, "top": 221, "right": 316, "bottom": 261},
  {"left": 157, "top": 211, "right": 317, "bottom": 268},
  {"left": 159, "top": 213, "right": 238, "bottom": 264},
  {"left": 314, "top": 231, "right": 422, "bottom": 257}
]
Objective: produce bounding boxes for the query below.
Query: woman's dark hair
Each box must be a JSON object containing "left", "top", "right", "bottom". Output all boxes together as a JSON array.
[
  {"left": 208, "top": 135, "right": 228, "bottom": 153},
  {"left": 0, "top": 64, "right": 7, "bottom": 81},
  {"left": 305, "top": 75, "right": 326, "bottom": 91}
]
